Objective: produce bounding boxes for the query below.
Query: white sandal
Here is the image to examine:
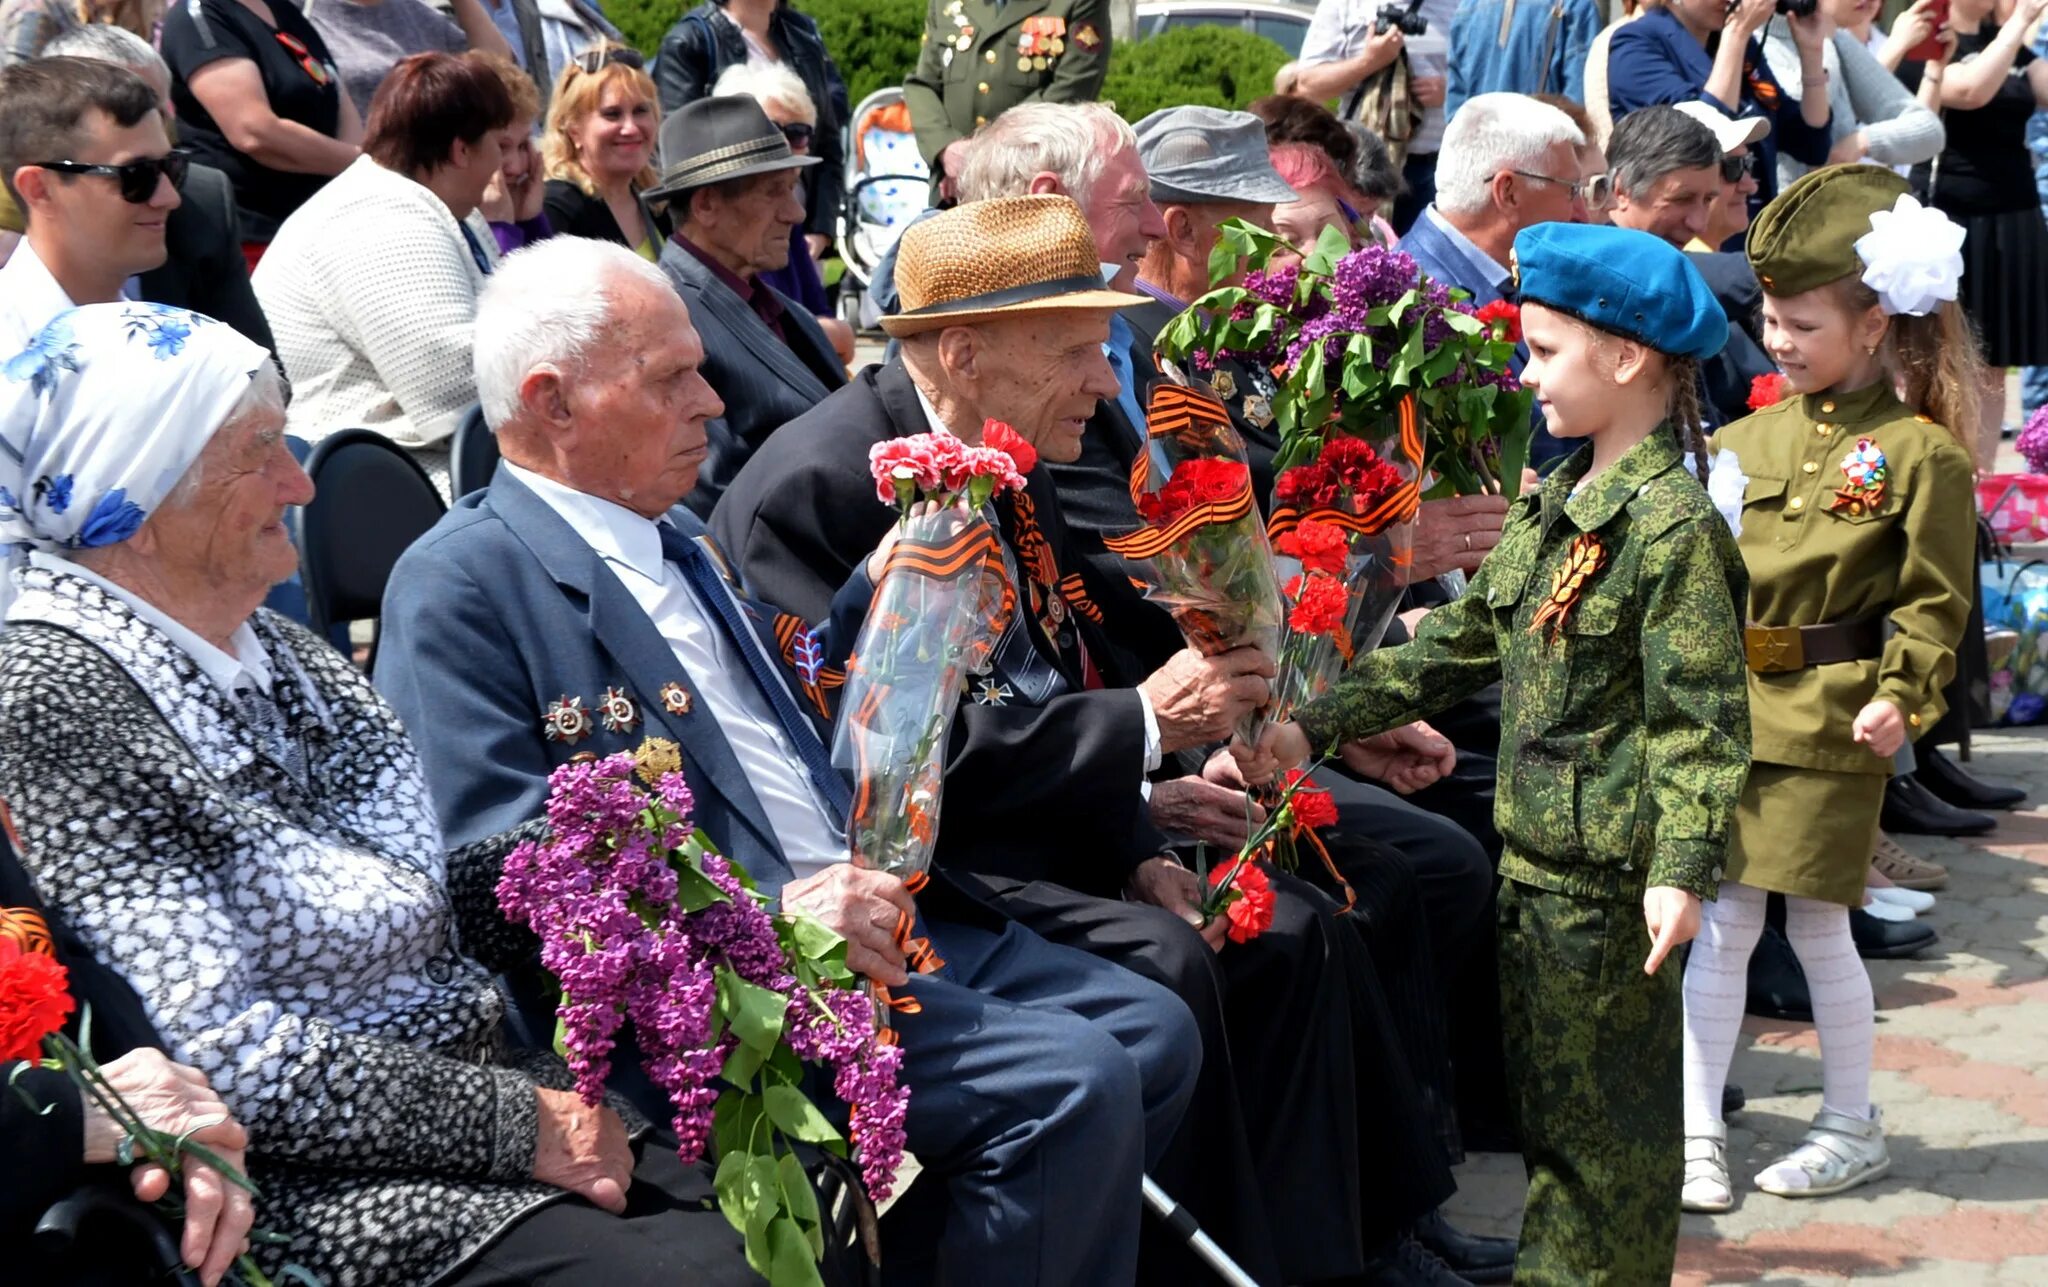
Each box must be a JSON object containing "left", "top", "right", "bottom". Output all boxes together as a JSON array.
[
  {"left": 1681, "top": 1124, "right": 1734, "bottom": 1213},
  {"left": 1754, "top": 1107, "right": 1890, "bottom": 1198}
]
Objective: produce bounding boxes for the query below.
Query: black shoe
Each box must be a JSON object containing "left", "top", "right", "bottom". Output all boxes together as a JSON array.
[
  {"left": 1723, "top": 1082, "right": 1746, "bottom": 1117},
  {"left": 1355, "top": 1234, "right": 1477, "bottom": 1285},
  {"left": 1882, "top": 773, "right": 1995, "bottom": 838},
  {"left": 1918, "top": 747, "right": 2026, "bottom": 812},
  {"left": 1746, "top": 924, "right": 1813, "bottom": 1022},
  {"left": 1411, "top": 1208, "right": 1513, "bottom": 1283},
  {"left": 1851, "top": 906, "right": 1938, "bottom": 959}
]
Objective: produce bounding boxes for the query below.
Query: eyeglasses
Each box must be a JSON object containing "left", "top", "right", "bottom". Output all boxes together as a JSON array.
[
  {"left": 33, "top": 148, "right": 190, "bottom": 203},
  {"left": 1719, "top": 153, "right": 1756, "bottom": 183},
  {"left": 574, "top": 45, "right": 645, "bottom": 74},
  {"left": 1506, "top": 169, "right": 1584, "bottom": 202},
  {"left": 779, "top": 122, "right": 815, "bottom": 149}
]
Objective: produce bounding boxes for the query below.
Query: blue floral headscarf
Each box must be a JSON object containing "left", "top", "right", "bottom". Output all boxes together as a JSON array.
[{"left": 0, "top": 302, "right": 268, "bottom": 601}]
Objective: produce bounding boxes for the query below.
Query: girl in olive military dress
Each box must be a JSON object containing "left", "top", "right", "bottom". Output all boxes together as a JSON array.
[
  {"left": 1237, "top": 223, "right": 1751, "bottom": 1286},
  {"left": 1679, "top": 166, "right": 1979, "bottom": 1212}
]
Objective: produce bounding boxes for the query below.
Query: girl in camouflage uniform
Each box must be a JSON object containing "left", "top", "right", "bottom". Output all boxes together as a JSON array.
[
  {"left": 1237, "top": 222, "right": 1751, "bottom": 1285},
  {"left": 1680, "top": 165, "right": 1979, "bottom": 1213}
]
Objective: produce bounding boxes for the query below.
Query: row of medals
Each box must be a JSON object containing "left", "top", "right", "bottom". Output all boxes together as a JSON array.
[{"left": 938, "top": 0, "right": 1063, "bottom": 70}]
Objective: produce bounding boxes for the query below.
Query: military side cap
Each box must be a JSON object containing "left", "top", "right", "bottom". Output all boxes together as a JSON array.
[
  {"left": 1510, "top": 223, "right": 1726, "bottom": 362},
  {"left": 1746, "top": 164, "right": 1911, "bottom": 297}
]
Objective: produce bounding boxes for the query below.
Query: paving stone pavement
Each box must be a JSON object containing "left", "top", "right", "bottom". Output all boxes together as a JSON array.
[{"left": 1441, "top": 730, "right": 2048, "bottom": 1284}]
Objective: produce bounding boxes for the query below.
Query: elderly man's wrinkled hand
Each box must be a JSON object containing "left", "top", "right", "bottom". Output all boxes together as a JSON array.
[
  {"left": 1150, "top": 774, "right": 1266, "bottom": 849},
  {"left": 85, "top": 1048, "right": 253, "bottom": 1286},
  {"left": 1141, "top": 646, "right": 1276, "bottom": 752},
  {"left": 1410, "top": 495, "right": 1509, "bottom": 582},
  {"left": 1338, "top": 722, "right": 1455, "bottom": 795},
  {"left": 534, "top": 1089, "right": 633, "bottom": 1214},
  {"left": 865, "top": 500, "right": 944, "bottom": 582},
  {"left": 1126, "top": 856, "right": 1226, "bottom": 952},
  {"left": 781, "top": 863, "right": 916, "bottom": 987}
]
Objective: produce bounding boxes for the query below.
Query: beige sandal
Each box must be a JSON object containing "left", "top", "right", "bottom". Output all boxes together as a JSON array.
[{"left": 1871, "top": 833, "right": 1947, "bottom": 892}]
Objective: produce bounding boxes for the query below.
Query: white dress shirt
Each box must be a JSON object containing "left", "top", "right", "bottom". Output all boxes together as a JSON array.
[
  {"left": 504, "top": 463, "right": 848, "bottom": 879},
  {"left": 32, "top": 551, "right": 274, "bottom": 696}
]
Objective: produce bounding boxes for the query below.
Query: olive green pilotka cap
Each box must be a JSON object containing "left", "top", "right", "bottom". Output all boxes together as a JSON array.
[{"left": 1745, "top": 164, "right": 1912, "bottom": 297}]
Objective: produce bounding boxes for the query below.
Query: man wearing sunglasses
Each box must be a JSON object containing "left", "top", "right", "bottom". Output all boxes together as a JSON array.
[{"left": 0, "top": 55, "right": 185, "bottom": 349}]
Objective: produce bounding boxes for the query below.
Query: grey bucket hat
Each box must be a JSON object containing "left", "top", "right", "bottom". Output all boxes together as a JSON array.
[
  {"left": 1134, "top": 105, "right": 1298, "bottom": 207},
  {"left": 646, "top": 94, "right": 819, "bottom": 203}
]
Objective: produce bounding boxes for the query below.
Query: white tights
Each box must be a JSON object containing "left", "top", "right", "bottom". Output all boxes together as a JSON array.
[{"left": 1681, "top": 881, "right": 1874, "bottom": 1136}]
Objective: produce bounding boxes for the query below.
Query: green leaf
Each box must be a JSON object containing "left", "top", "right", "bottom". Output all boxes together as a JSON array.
[
  {"left": 1300, "top": 340, "right": 1328, "bottom": 401},
  {"left": 767, "top": 1212, "right": 826, "bottom": 1286},
  {"left": 714, "top": 1149, "right": 754, "bottom": 1238},
  {"left": 720, "top": 970, "right": 790, "bottom": 1055},
  {"left": 714, "top": 1086, "right": 765, "bottom": 1163},
  {"left": 550, "top": 1010, "right": 570, "bottom": 1061},
  {"left": 1313, "top": 221, "right": 1354, "bottom": 264},
  {"left": 763, "top": 1083, "right": 844, "bottom": 1145},
  {"left": 767, "top": 1043, "right": 806, "bottom": 1088},
  {"left": 673, "top": 860, "right": 732, "bottom": 913},
  {"left": 722, "top": 1039, "right": 768, "bottom": 1091},
  {"left": 777, "top": 1149, "right": 826, "bottom": 1259},
  {"left": 1442, "top": 309, "right": 1484, "bottom": 336}
]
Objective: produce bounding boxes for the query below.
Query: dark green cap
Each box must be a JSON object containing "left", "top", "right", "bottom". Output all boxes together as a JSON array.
[{"left": 1746, "top": 164, "right": 1911, "bottom": 297}]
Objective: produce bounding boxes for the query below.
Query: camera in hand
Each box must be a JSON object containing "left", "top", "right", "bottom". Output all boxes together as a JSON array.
[
  {"left": 1776, "top": 0, "right": 1818, "bottom": 15},
  {"left": 1374, "top": 0, "right": 1429, "bottom": 36}
]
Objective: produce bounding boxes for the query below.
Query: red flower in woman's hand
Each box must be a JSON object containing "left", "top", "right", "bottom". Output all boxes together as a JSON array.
[
  {"left": 1282, "top": 768, "right": 1339, "bottom": 831},
  {"left": 1208, "top": 859, "right": 1276, "bottom": 944},
  {"left": 0, "top": 934, "right": 73, "bottom": 1063},
  {"left": 1747, "top": 373, "right": 1791, "bottom": 410},
  {"left": 1284, "top": 571, "right": 1350, "bottom": 638},
  {"left": 1276, "top": 519, "right": 1351, "bottom": 576},
  {"left": 1474, "top": 299, "right": 1521, "bottom": 344},
  {"left": 982, "top": 420, "right": 1038, "bottom": 475}
]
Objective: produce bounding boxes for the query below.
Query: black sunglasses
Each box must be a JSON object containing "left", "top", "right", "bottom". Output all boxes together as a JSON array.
[
  {"left": 33, "top": 148, "right": 190, "bottom": 203},
  {"left": 779, "top": 122, "right": 815, "bottom": 148},
  {"left": 1719, "top": 153, "right": 1756, "bottom": 183},
  {"left": 574, "top": 45, "right": 645, "bottom": 73}
]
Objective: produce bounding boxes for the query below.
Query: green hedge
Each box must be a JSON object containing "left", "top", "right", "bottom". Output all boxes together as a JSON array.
[
  {"left": 1101, "top": 26, "right": 1290, "bottom": 123},
  {"left": 805, "top": 0, "right": 927, "bottom": 110},
  {"left": 607, "top": 0, "right": 681, "bottom": 63}
]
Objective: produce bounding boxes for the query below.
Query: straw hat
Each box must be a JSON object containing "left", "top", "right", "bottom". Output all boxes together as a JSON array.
[{"left": 882, "top": 195, "right": 1147, "bottom": 337}]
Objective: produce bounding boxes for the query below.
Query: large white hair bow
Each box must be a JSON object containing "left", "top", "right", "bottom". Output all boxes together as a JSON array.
[{"left": 1853, "top": 194, "right": 1965, "bottom": 317}]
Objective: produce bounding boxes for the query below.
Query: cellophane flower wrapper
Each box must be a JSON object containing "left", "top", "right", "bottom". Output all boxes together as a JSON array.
[
  {"left": 1104, "top": 384, "right": 1285, "bottom": 724},
  {"left": 831, "top": 506, "right": 1010, "bottom": 883}
]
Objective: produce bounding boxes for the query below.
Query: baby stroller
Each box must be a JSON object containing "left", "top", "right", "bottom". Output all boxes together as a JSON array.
[{"left": 836, "top": 86, "right": 930, "bottom": 332}]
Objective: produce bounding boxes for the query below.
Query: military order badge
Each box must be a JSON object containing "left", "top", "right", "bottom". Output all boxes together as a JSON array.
[
  {"left": 660, "top": 681, "right": 694, "bottom": 717},
  {"left": 543, "top": 695, "right": 595, "bottom": 744},
  {"left": 1830, "top": 437, "right": 1888, "bottom": 517},
  {"left": 1018, "top": 15, "right": 1064, "bottom": 70},
  {"left": 598, "top": 686, "right": 640, "bottom": 734}
]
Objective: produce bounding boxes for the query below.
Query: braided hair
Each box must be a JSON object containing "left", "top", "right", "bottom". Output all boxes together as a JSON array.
[{"left": 1666, "top": 357, "right": 1710, "bottom": 488}]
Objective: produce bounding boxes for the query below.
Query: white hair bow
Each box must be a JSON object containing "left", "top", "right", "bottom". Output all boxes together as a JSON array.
[{"left": 1853, "top": 194, "right": 1965, "bottom": 317}]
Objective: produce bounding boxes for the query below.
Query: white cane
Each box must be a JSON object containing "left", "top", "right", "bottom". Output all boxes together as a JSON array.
[{"left": 1142, "top": 1174, "right": 1264, "bottom": 1287}]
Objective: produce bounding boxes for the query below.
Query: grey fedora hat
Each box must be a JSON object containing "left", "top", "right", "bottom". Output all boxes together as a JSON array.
[
  {"left": 1134, "top": 105, "right": 1297, "bottom": 207},
  {"left": 646, "top": 94, "right": 819, "bottom": 203}
]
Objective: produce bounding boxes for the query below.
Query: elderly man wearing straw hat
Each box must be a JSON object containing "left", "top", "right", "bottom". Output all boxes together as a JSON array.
[
  {"left": 648, "top": 94, "right": 847, "bottom": 518},
  {"left": 712, "top": 194, "right": 1471, "bottom": 1286}
]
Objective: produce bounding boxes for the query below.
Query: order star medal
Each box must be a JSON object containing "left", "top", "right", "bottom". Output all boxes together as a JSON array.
[
  {"left": 660, "top": 680, "right": 694, "bottom": 717},
  {"left": 543, "top": 695, "right": 595, "bottom": 744},
  {"left": 973, "top": 678, "right": 1013, "bottom": 706},
  {"left": 597, "top": 685, "right": 640, "bottom": 734},
  {"left": 1829, "top": 437, "right": 1888, "bottom": 517}
]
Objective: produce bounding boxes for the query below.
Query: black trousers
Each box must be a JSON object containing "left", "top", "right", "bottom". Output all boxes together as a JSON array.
[{"left": 975, "top": 871, "right": 1455, "bottom": 1285}]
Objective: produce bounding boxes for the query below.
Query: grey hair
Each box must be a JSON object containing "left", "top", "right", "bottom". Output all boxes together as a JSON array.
[
  {"left": 1433, "top": 93, "right": 1583, "bottom": 217},
  {"left": 955, "top": 101, "right": 1135, "bottom": 206},
  {"left": 1342, "top": 122, "right": 1404, "bottom": 202},
  {"left": 161, "top": 357, "right": 287, "bottom": 508},
  {"left": 472, "top": 235, "right": 674, "bottom": 428},
  {"left": 710, "top": 61, "right": 815, "bottom": 123},
  {"left": 1607, "top": 106, "right": 1721, "bottom": 200},
  {"left": 41, "top": 24, "right": 170, "bottom": 92}
]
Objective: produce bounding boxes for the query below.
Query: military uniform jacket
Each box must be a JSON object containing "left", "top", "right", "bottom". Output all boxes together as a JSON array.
[
  {"left": 1297, "top": 427, "right": 1751, "bottom": 901},
  {"left": 904, "top": 0, "right": 1112, "bottom": 169},
  {"left": 1712, "top": 383, "right": 1975, "bottom": 776}
]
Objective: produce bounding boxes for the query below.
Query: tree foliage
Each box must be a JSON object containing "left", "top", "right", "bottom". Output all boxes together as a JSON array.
[
  {"left": 793, "top": 0, "right": 929, "bottom": 109},
  {"left": 1100, "top": 26, "right": 1291, "bottom": 123}
]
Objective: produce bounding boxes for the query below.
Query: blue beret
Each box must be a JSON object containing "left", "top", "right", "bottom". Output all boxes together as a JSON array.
[{"left": 1509, "top": 223, "right": 1727, "bottom": 362}]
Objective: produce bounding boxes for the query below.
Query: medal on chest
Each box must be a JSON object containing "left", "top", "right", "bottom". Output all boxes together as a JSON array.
[
  {"left": 1527, "top": 532, "right": 1607, "bottom": 640},
  {"left": 543, "top": 694, "right": 595, "bottom": 744},
  {"left": 1829, "top": 437, "right": 1888, "bottom": 517},
  {"left": 1018, "top": 16, "right": 1065, "bottom": 70}
]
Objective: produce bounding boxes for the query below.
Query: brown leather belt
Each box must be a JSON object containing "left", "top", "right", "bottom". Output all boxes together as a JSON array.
[{"left": 1744, "top": 619, "right": 1884, "bottom": 674}]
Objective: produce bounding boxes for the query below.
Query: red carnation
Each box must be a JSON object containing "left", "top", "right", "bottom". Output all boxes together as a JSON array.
[
  {"left": 1275, "top": 462, "right": 1342, "bottom": 509},
  {"left": 1282, "top": 768, "right": 1339, "bottom": 832},
  {"left": 1208, "top": 859, "right": 1276, "bottom": 944},
  {"left": 1284, "top": 571, "right": 1350, "bottom": 638},
  {"left": 1276, "top": 519, "right": 1351, "bottom": 576},
  {"left": 1474, "top": 299, "right": 1521, "bottom": 344},
  {"left": 1137, "top": 459, "right": 1249, "bottom": 524},
  {"left": 0, "top": 935, "right": 73, "bottom": 1063},
  {"left": 982, "top": 420, "right": 1038, "bottom": 475},
  {"left": 1748, "top": 373, "right": 1791, "bottom": 410}
]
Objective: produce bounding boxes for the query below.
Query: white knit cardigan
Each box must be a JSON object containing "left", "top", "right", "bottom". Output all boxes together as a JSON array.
[
  {"left": 1763, "top": 28, "right": 1947, "bottom": 189},
  {"left": 254, "top": 155, "right": 496, "bottom": 450}
]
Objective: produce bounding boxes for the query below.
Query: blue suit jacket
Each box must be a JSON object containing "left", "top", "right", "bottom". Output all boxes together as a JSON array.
[
  {"left": 1396, "top": 209, "right": 1568, "bottom": 465},
  {"left": 375, "top": 465, "right": 869, "bottom": 897}
]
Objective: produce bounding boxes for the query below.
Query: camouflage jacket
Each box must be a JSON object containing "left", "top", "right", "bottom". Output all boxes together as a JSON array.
[{"left": 1297, "top": 426, "right": 1751, "bottom": 901}]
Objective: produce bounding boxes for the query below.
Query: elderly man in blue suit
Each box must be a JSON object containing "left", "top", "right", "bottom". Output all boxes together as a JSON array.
[
  {"left": 374, "top": 234, "right": 1199, "bottom": 1287},
  {"left": 1396, "top": 91, "right": 1588, "bottom": 466}
]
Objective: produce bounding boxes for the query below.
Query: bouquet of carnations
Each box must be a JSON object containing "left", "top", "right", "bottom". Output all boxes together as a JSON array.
[
  {"left": 1104, "top": 382, "right": 1285, "bottom": 687},
  {"left": 497, "top": 744, "right": 908, "bottom": 1286},
  {"left": 2, "top": 922, "right": 310, "bottom": 1285},
  {"left": 1194, "top": 763, "right": 1340, "bottom": 940}
]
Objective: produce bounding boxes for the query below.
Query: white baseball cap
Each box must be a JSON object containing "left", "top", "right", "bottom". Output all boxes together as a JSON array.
[{"left": 1672, "top": 101, "right": 1771, "bottom": 156}]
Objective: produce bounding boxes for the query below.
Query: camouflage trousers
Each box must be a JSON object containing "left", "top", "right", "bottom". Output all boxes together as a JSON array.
[{"left": 1498, "top": 880, "right": 1683, "bottom": 1286}]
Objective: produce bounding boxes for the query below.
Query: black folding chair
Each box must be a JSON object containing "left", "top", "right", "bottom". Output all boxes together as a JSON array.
[
  {"left": 291, "top": 429, "right": 446, "bottom": 666},
  {"left": 449, "top": 403, "right": 501, "bottom": 500}
]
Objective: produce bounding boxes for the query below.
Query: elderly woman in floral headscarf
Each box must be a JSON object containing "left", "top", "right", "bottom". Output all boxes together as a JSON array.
[{"left": 0, "top": 301, "right": 763, "bottom": 1286}]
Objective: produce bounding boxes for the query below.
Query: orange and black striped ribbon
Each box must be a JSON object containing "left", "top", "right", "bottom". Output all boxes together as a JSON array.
[
  {"left": 1266, "top": 395, "right": 1425, "bottom": 542},
  {"left": 0, "top": 905, "right": 54, "bottom": 956},
  {"left": 1057, "top": 573, "right": 1103, "bottom": 624},
  {"left": 1102, "top": 385, "right": 1260, "bottom": 561},
  {"left": 773, "top": 613, "right": 846, "bottom": 721}
]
